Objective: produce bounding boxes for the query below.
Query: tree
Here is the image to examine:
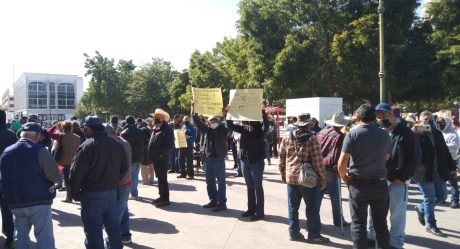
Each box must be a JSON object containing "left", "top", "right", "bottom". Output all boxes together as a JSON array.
[{"left": 168, "top": 70, "right": 190, "bottom": 114}]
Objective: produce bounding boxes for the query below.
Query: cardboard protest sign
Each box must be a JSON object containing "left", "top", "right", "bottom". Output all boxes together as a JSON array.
[
  {"left": 192, "top": 87, "right": 223, "bottom": 117},
  {"left": 174, "top": 129, "right": 187, "bottom": 148},
  {"left": 226, "top": 89, "right": 263, "bottom": 121}
]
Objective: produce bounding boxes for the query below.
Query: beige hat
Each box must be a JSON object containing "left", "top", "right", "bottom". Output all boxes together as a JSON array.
[
  {"left": 150, "top": 109, "right": 170, "bottom": 121},
  {"left": 324, "top": 111, "right": 348, "bottom": 127}
]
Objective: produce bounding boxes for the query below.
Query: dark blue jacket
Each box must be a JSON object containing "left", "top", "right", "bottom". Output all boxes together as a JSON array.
[
  {"left": 183, "top": 123, "right": 196, "bottom": 149},
  {"left": 0, "top": 139, "right": 55, "bottom": 209}
]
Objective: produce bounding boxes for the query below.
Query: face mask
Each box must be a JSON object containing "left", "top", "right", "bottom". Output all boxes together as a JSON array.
[
  {"left": 154, "top": 119, "right": 161, "bottom": 125},
  {"left": 209, "top": 123, "right": 219, "bottom": 129},
  {"left": 378, "top": 119, "right": 392, "bottom": 129}
]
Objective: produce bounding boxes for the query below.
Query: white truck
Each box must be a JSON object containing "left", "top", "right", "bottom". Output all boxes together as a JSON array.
[{"left": 285, "top": 97, "right": 343, "bottom": 128}]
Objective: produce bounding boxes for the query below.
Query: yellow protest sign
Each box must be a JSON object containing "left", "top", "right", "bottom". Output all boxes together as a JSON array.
[
  {"left": 192, "top": 87, "right": 223, "bottom": 117},
  {"left": 226, "top": 89, "right": 263, "bottom": 121},
  {"left": 174, "top": 129, "right": 187, "bottom": 148}
]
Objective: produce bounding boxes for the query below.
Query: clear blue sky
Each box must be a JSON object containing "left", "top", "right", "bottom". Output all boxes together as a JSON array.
[{"left": 0, "top": 0, "right": 240, "bottom": 94}]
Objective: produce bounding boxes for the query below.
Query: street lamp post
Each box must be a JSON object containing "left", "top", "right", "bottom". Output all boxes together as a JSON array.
[{"left": 378, "top": 0, "right": 386, "bottom": 103}]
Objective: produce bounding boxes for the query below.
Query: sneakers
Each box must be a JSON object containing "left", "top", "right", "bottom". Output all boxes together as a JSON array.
[
  {"left": 212, "top": 204, "right": 227, "bottom": 212},
  {"left": 203, "top": 201, "right": 218, "bottom": 208},
  {"left": 289, "top": 233, "right": 306, "bottom": 242},
  {"left": 415, "top": 206, "right": 425, "bottom": 226},
  {"left": 121, "top": 235, "right": 132, "bottom": 244},
  {"left": 307, "top": 235, "right": 330, "bottom": 244},
  {"left": 450, "top": 202, "right": 460, "bottom": 209},
  {"left": 426, "top": 227, "right": 447, "bottom": 237}
]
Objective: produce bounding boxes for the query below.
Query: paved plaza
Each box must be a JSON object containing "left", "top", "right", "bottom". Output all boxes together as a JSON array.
[{"left": 2, "top": 157, "right": 459, "bottom": 249}]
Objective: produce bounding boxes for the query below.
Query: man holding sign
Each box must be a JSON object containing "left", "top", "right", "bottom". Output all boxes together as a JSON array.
[
  {"left": 192, "top": 101, "right": 229, "bottom": 212},
  {"left": 177, "top": 116, "right": 196, "bottom": 180}
]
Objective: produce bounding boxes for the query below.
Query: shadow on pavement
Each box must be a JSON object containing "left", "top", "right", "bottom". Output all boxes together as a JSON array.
[
  {"left": 130, "top": 217, "right": 178, "bottom": 234},
  {"left": 405, "top": 234, "right": 458, "bottom": 249},
  {"left": 163, "top": 201, "right": 241, "bottom": 218},
  {"left": 52, "top": 208, "right": 82, "bottom": 227},
  {"left": 169, "top": 182, "right": 197, "bottom": 192},
  {"left": 125, "top": 242, "right": 155, "bottom": 249}
]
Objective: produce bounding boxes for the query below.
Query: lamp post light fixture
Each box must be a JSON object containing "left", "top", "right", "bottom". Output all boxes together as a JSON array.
[{"left": 378, "top": 0, "right": 386, "bottom": 103}]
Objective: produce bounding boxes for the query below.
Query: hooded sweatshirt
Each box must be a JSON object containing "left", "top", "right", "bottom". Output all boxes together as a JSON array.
[{"left": 439, "top": 117, "right": 460, "bottom": 161}]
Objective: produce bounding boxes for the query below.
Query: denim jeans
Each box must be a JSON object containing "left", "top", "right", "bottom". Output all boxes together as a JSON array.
[
  {"left": 240, "top": 159, "right": 265, "bottom": 216},
  {"left": 11, "top": 204, "right": 55, "bottom": 249},
  {"left": 80, "top": 189, "right": 122, "bottom": 249},
  {"left": 205, "top": 158, "right": 227, "bottom": 204},
  {"left": 368, "top": 182, "right": 407, "bottom": 249},
  {"left": 117, "top": 186, "right": 131, "bottom": 237},
  {"left": 449, "top": 159, "right": 459, "bottom": 204},
  {"left": 130, "top": 162, "right": 140, "bottom": 197},
  {"left": 263, "top": 141, "right": 271, "bottom": 164},
  {"left": 323, "top": 170, "right": 342, "bottom": 225},
  {"left": 349, "top": 178, "right": 389, "bottom": 249},
  {"left": 287, "top": 182, "right": 323, "bottom": 239},
  {"left": 416, "top": 176, "right": 448, "bottom": 229},
  {"left": 169, "top": 149, "right": 179, "bottom": 171}
]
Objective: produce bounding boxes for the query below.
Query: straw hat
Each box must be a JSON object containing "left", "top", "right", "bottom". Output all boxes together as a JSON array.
[
  {"left": 324, "top": 111, "right": 348, "bottom": 127},
  {"left": 150, "top": 109, "right": 170, "bottom": 121}
]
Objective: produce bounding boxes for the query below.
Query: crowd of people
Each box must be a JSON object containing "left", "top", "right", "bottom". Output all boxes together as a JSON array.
[{"left": 0, "top": 101, "right": 458, "bottom": 249}]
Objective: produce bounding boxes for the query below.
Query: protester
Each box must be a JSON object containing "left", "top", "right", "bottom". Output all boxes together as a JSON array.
[
  {"left": 316, "top": 111, "right": 351, "bottom": 227},
  {"left": 368, "top": 103, "right": 421, "bottom": 249},
  {"left": 227, "top": 107, "right": 268, "bottom": 221},
  {"left": 16, "top": 114, "right": 52, "bottom": 149},
  {"left": 411, "top": 111, "right": 457, "bottom": 237},
  {"left": 267, "top": 114, "right": 278, "bottom": 159},
  {"left": 104, "top": 123, "right": 134, "bottom": 245},
  {"left": 110, "top": 115, "right": 123, "bottom": 136},
  {"left": 48, "top": 120, "right": 81, "bottom": 203},
  {"left": 279, "top": 114, "right": 329, "bottom": 243},
  {"left": 435, "top": 116, "right": 460, "bottom": 208},
  {"left": 70, "top": 115, "right": 129, "bottom": 249},
  {"left": 148, "top": 109, "right": 175, "bottom": 207},
  {"left": 121, "top": 115, "right": 149, "bottom": 200},
  {"left": 192, "top": 102, "right": 229, "bottom": 212},
  {"left": 338, "top": 103, "right": 392, "bottom": 249},
  {"left": 285, "top": 116, "right": 298, "bottom": 132},
  {"left": 177, "top": 115, "right": 196, "bottom": 179},
  {"left": 231, "top": 131, "right": 243, "bottom": 177},
  {"left": 0, "top": 110, "right": 17, "bottom": 248},
  {"left": 72, "top": 120, "right": 86, "bottom": 143},
  {"left": 168, "top": 114, "right": 182, "bottom": 173},
  {"left": 140, "top": 118, "right": 155, "bottom": 185},
  {"left": 0, "top": 122, "right": 59, "bottom": 249}
]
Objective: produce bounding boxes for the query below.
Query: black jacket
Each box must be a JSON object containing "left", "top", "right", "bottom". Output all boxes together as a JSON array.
[
  {"left": 70, "top": 132, "right": 129, "bottom": 200},
  {"left": 148, "top": 122, "right": 174, "bottom": 161},
  {"left": 193, "top": 114, "right": 228, "bottom": 160},
  {"left": 0, "top": 125, "right": 17, "bottom": 154},
  {"left": 227, "top": 111, "right": 269, "bottom": 164},
  {"left": 121, "top": 124, "right": 148, "bottom": 163},
  {"left": 386, "top": 123, "right": 421, "bottom": 182},
  {"left": 415, "top": 127, "right": 457, "bottom": 182}
]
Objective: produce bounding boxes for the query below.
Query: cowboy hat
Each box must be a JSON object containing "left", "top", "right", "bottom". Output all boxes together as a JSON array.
[
  {"left": 324, "top": 111, "right": 348, "bottom": 127},
  {"left": 150, "top": 109, "right": 170, "bottom": 121},
  {"left": 295, "top": 113, "right": 313, "bottom": 127}
]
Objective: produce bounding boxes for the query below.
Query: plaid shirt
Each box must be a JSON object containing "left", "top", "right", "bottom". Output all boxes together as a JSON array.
[
  {"left": 279, "top": 132, "right": 325, "bottom": 185},
  {"left": 316, "top": 126, "right": 344, "bottom": 171}
]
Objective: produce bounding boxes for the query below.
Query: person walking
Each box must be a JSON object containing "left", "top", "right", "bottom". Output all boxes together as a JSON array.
[
  {"left": 192, "top": 102, "right": 229, "bottom": 212},
  {"left": 226, "top": 107, "right": 268, "bottom": 221},
  {"left": 367, "top": 103, "right": 421, "bottom": 249},
  {"left": 338, "top": 104, "right": 392, "bottom": 249},
  {"left": 70, "top": 116, "right": 129, "bottom": 249},
  {"left": 48, "top": 120, "right": 81, "bottom": 203},
  {"left": 0, "top": 110, "right": 18, "bottom": 248},
  {"left": 0, "top": 122, "right": 59, "bottom": 249},
  {"left": 121, "top": 115, "right": 149, "bottom": 200},
  {"left": 148, "top": 109, "right": 175, "bottom": 207},
  {"left": 279, "top": 114, "right": 329, "bottom": 244},
  {"left": 316, "top": 111, "right": 351, "bottom": 227}
]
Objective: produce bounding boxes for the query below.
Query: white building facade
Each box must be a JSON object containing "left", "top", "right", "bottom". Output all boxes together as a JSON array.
[{"left": 13, "top": 73, "right": 83, "bottom": 122}]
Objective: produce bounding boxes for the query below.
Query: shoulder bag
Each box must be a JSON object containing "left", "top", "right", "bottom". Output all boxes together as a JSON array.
[{"left": 291, "top": 131, "right": 318, "bottom": 188}]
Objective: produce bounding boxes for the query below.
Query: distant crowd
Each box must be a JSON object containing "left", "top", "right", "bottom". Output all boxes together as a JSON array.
[{"left": 0, "top": 102, "right": 459, "bottom": 249}]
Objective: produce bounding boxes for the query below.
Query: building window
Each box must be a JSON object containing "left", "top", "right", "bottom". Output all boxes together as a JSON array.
[
  {"left": 28, "top": 82, "right": 47, "bottom": 109},
  {"left": 49, "top": 83, "right": 56, "bottom": 109},
  {"left": 57, "top": 83, "right": 75, "bottom": 109}
]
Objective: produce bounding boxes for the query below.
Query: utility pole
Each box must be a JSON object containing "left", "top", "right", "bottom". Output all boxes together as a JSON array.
[{"left": 378, "top": 0, "right": 386, "bottom": 103}]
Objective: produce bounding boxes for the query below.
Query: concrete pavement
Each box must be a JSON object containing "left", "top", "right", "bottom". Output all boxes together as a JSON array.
[{"left": 2, "top": 157, "right": 459, "bottom": 248}]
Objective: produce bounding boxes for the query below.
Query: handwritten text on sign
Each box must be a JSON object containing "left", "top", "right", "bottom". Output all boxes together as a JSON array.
[
  {"left": 192, "top": 87, "right": 223, "bottom": 117},
  {"left": 226, "top": 89, "right": 263, "bottom": 121},
  {"left": 174, "top": 129, "right": 187, "bottom": 148}
]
